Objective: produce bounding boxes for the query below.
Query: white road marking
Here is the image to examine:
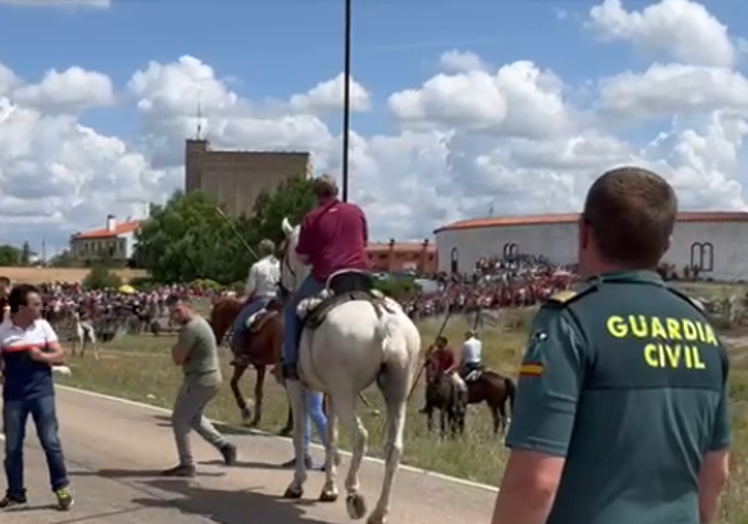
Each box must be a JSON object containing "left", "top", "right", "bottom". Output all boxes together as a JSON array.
[{"left": 55, "top": 385, "right": 499, "bottom": 492}]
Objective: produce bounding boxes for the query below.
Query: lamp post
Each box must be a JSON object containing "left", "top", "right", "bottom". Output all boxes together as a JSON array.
[{"left": 341, "top": 0, "right": 352, "bottom": 202}]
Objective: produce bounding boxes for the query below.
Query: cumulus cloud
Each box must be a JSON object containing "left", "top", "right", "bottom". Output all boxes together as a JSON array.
[
  {"left": 1, "top": 0, "right": 747, "bottom": 252},
  {"left": 586, "top": 0, "right": 738, "bottom": 67},
  {"left": 289, "top": 73, "right": 371, "bottom": 115}
]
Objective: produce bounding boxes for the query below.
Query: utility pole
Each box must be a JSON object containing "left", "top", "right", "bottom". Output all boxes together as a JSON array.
[{"left": 342, "top": 0, "right": 352, "bottom": 202}]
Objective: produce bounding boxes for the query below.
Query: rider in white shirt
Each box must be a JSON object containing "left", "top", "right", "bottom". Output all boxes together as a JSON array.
[
  {"left": 231, "top": 239, "right": 280, "bottom": 356},
  {"left": 459, "top": 330, "right": 483, "bottom": 381}
]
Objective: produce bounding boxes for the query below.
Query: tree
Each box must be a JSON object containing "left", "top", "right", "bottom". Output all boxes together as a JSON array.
[
  {"left": 83, "top": 265, "right": 123, "bottom": 290},
  {"left": 134, "top": 178, "right": 315, "bottom": 284},
  {"left": 0, "top": 245, "right": 21, "bottom": 266},
  {"left": 20, "top": 241, "right": 31, "bottom": 266},
  {"left": 134, "top": 190, "right": 242, "bottom": 284}
]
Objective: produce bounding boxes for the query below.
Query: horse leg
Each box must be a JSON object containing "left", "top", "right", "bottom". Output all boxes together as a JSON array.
[
  {"left": 249, "top": 365, "right": 265, "bottom": 427},
  {"left": 368, "top": 367, "right": 409, "bottom": 524},
  {"left": 425, "top": 406, "right": 434, "bottom": 432},
  {"left": 229, "top": 365, "right": 251, "bottom": 423},
  {"left": 490, "top": 404, "right": 501, "bottom": 435},
  {"left": 283, "top": 379, "right": 308, "bottom": 499},
  {"left": 319, "top": 395, "right": 339, "bottom": 503},
  {"left": 498, "top": 400, "right": 508, "bottom": 435},
  {"left": 329, "top": 392, "right": 367, "bottom": 520}
]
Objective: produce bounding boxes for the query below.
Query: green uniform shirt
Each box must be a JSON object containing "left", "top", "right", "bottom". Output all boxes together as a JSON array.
[
  {"left": 178, "top": 316, "right": 222, "bottom": 387},
  {"left": 506, "top": 271, "right": 730, "bottom": 524}
]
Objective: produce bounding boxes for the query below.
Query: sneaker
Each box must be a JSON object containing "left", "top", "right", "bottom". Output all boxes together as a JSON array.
[
  {"left": 220, "top": 443, "right": 237, "bottom": 466},
  {"left": 0, "top": 493, "right": 27, "bottom": 509},
  {"left": 160, "top": 464, "right": 196, "bottom": 478},
  {"left": 55, "top": 487, "right": 74, "bottom": 511}
]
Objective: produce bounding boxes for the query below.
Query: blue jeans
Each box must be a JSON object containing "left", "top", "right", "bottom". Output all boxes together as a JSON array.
[
  {"left": 304, "top": 390, "right": 328, "bottom": 452},
  {"left": 282, "top": 275, "right": 324, "bottom": 367},
  {"left": 3, "top": 396, "right": 69, "bottom": 497},
  {"left": 232, "top": 296, "right": 271, "bottom": 334}
]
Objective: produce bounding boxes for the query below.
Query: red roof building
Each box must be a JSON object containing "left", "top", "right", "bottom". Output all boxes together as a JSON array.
[
  {"left": 367, "top": 240, "right": 436, "bottom": 274},
  {"left": 69, "top": 215, "right": 141, "bottom": 266}
]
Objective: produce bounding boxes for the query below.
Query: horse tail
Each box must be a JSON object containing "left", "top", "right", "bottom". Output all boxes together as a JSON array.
[{"left": 505, "top": 377, "right": 516, "bottom": 412}]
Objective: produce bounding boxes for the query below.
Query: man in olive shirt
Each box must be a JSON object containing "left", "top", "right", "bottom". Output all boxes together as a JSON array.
[
  {"left": 163, "top": 294, "right": 237, "bottom": 477},
  {"left": 491, "top": 167, "right": 730, "bottom": 524}
]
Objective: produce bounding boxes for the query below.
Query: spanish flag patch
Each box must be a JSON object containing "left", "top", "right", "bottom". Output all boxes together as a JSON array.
[{"left": 519, "top": 362, "right": 544, "bottom": 377}]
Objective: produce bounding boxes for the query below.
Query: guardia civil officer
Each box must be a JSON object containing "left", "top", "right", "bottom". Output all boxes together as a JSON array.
[{"left": 491, "top": 167, "right": 730, "bottom": 524}]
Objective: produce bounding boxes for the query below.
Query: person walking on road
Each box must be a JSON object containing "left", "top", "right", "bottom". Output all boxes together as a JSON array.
[
  {"left": 0, "top": 284, "right": 74, "bottom": 510},
  {"left": 491, "top": 167, "right": 731, "bottom": 524},
  {"left": 163, "top": 294, "right": 237, "bottom": 477}
]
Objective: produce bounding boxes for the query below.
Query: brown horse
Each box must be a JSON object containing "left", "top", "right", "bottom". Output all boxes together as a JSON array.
[
  {"left": 209, "top": 296, "right": 291, "bottom": 432},
  {"left": 465, "top": 369, "right": 515, "bottom": 434}
]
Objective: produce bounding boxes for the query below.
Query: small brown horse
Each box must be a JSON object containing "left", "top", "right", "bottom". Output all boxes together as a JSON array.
[
  {"left": 209, "top": 296, "right": 291, "bottom": 431},
  {"left": 464, "top": 369, "right": 515, "bottom": 434}
]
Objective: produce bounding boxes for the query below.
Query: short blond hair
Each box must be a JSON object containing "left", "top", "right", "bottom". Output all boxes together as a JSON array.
[{"left": 583, "top": 166, "right": 677, "bottom": 268}]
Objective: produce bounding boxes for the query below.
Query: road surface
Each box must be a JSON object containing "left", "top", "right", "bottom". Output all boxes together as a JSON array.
[{"left": 2, "top": 386, "right": 496, "bottom": 523}]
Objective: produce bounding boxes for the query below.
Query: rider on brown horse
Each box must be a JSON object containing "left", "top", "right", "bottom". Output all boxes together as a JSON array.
[
  {"left": 457, "top": 329, "right": 483, "bottom": 383},
  {"left": 231, "top": 239, "right": 280, "bottom": 362}
]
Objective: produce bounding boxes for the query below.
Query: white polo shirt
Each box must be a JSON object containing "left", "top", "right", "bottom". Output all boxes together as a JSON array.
[
  {"left": 0, "top": 318, "right": 59, "bottom": 400},
  {"left": 0, "top": 318, "right": 58, "bottom": 350}
]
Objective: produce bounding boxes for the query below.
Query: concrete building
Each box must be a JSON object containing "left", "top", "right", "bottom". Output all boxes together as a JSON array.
[
  {"left": 367, "top": 240, "right": 437, "bottom": 274},
  {"left": 70, "top": 215, "right": 140, "bottom": 266},
  {"left": 185, "top": 139, "right": 312, "bottom": 218},
  {"left": 434, "top": 212, "right": 748, "bottom": 281}
]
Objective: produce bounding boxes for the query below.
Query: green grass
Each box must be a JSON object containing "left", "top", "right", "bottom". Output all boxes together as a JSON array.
[{"left": 56, "top": 289, "right": 748, "bottom": 523}]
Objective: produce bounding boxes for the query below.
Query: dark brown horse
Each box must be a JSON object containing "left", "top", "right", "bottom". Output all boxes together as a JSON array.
[
  {"left": 465, "top": 369, "right": 515, "bottom": 434},
  {"left": 209, "top": 296, "right": 291, "bottom": 432}
]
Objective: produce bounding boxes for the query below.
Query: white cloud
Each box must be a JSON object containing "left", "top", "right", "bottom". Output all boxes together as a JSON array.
[
  {"left": 586, "top": 0, "right": 738, "bottom": 67},
  {"left": 598, "top": 63, "right": 748, "bottom": 120},
  {"left": 439, "top": 50, "right": 485, "bottom": 73},
  {"left": 12, "top": 67, "right": 114, "bottom": 114},
  {"left": 1, "top": 0, "right": 747, "bottom": 253},
  {"left": 289, "top": 73, "right": 371, "bottom": 115}
]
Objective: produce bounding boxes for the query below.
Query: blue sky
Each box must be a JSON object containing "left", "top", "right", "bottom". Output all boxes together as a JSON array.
[
  {"left": 2, "top": 0, "right": 740, "bottom": 138},
  {"left": 1, "top": 0, "right": 748, "bottom": 252}
]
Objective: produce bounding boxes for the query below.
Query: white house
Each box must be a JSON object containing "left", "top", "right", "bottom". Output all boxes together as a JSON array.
[
  {"left": 69, "top": 215, "right": 141, "bottom": 266},
  {"left": 434, "top": 212, "right": 748, "bottom": 281}
]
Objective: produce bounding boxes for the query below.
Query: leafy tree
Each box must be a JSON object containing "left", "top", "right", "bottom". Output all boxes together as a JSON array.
[
  {"left": 134, "top": 178, "right": 315, "bottom": 284},
  {"left": 83, "top": 265, "right": 123, "bottom": 290},
  {"left": 0, "top": 245, "right": 21, "bottom": 267}
]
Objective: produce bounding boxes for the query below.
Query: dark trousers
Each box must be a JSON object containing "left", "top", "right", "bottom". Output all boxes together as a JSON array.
[{"left": 3, "top": 395, "right": 69, "bottom": 497}]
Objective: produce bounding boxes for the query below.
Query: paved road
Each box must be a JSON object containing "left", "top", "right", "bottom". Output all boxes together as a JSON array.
[{"left": 2, "top": 387, "right": 496, "bottom": 523}]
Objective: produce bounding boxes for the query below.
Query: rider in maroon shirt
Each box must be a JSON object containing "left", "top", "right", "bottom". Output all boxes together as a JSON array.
[
  {"left": 283, "top": 175, "right": 370, "bottom": 380},
  {"left": 296, "top": 183, "right": 369, "bottom": 283}
]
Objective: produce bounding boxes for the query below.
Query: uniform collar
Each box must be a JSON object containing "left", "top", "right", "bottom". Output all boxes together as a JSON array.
[{"left": 587, "top": 270, "right": 664, "bottom": 286}]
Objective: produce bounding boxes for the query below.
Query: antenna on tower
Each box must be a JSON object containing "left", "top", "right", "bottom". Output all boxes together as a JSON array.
[{"left": 195, "top": 95, "right": 203, "bottom": 140}]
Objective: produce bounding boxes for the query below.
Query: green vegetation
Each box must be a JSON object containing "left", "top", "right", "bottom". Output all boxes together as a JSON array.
[
  {"left": 82, "top": 265, "right": 124, "bottom": 290},
  {"left": 134, "top": 176, "right": 314, "bottom": 284}
]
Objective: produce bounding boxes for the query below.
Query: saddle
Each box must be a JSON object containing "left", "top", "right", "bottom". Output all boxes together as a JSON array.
[
  {"left": 297, "top": 270, "right": 385, "bottom": 330},
  {"left": 245, "top": 298, "right": 283, "bottom": 333}
]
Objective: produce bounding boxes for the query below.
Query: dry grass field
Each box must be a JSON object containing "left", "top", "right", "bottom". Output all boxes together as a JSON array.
[
  {"left": 56, "top": 291, "right": 748, "bottom": 523},
  {"left": 0, "top": 267, "right": 148, "bottom": 284}
]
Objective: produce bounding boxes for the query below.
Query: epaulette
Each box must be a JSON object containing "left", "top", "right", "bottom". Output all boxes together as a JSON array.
[
  {"left": 545, "top": 284, "right": 596, "bottom": 308},
  {"left": 666, "top": 285, "right": 706, "bottom": 313}
]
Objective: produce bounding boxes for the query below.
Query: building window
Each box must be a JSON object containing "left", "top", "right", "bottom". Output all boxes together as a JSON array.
[
  {"left": 503, "top": 242, "right": 518, "bottom": 259},
  {"left": 690, "top": 242, "right": 714, "bottom": 272},
  {"left": 450, "top": 248, "right": 459, "bottom": 274}
]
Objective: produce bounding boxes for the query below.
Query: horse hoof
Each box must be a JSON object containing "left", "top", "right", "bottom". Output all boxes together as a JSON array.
[
  {"left": 240, "top": 409, "right": 251, "bottom": 422},
  {"left": 248, "top": 420, "right": 260, "bottom": 429},
  {"left": 319, "top": 489, "right": 338, "bottom": 503},
  {"left": 346, "top": 493, "right": 367, "bottom": 519},
  {"left": 283, "top": 486, "right": 303, "bottom": 499},
  {"left": 279, "top": 427, "right": 292, "bottom": 436}
]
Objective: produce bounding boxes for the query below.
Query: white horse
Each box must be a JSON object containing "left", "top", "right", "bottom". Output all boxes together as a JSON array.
[
  {"left": 71, "top": 311, "right": 100, "bottom": 360},
  {"left": 279, "top": 217, "right": 420, "bottom": 524}
]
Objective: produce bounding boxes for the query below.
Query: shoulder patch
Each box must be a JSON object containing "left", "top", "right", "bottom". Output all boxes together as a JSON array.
[{"left": 549, "top": 290, "right": 577, "bottom": 304}]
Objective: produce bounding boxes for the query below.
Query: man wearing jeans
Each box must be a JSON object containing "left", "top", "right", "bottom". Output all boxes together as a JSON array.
[
  {"left": 0, "top": 284, "right": 73, "bottom": 510},
  {"left": 163, "top": 294, "right": 237, "bottom": 477}
]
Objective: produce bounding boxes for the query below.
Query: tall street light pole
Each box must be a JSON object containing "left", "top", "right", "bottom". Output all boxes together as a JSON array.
[{"left": 342, "top": 0, "right": 352, "bottom": 202}]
